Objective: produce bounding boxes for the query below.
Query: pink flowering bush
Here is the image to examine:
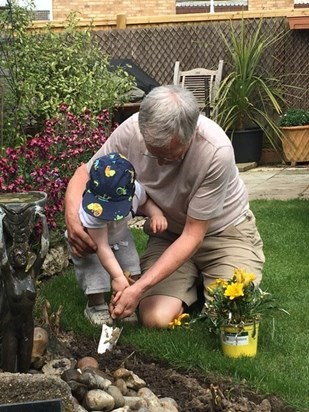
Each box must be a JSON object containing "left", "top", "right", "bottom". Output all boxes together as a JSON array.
[{"left": 0, "top": 105, "right": 115, "bottom": 245}]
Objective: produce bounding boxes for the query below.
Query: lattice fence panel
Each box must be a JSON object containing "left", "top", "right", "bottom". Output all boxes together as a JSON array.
[
  {"left": 284, "top": 30, "right": 309, "bottom": 108},
  {"left": 96, "top": 17, "right": 309, "bottom": 109}
]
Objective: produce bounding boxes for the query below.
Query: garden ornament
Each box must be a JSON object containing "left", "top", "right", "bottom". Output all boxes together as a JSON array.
[{"left": 0, "top": 192, "right": 49, "bottom": 372}]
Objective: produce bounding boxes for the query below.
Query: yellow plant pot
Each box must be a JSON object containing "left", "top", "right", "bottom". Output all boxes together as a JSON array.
[{"left": 220, "top": 323, "right": 259, "bottom": 358}]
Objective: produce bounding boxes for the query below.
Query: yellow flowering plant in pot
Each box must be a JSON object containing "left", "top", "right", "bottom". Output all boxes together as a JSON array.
[{"left": 200, "top": 268, "right": 288, "bottom": 357}]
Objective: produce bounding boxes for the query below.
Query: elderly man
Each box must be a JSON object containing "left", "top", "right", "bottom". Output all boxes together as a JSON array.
[{"left": 65, "top": 85, "right": 264, "bottom": 328}]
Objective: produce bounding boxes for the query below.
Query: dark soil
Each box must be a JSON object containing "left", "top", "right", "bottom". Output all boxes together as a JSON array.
[{"left": 67, "top": 332, "right": 296, "bottom": 412}]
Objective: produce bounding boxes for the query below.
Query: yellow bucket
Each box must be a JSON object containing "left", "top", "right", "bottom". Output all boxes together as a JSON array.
[{"left": 220, "top": 323, "right": 259, "bottom": 358}]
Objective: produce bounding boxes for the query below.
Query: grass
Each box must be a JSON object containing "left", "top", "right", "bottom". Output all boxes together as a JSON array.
[{"left": 38, "top": 199, "right": 309, "bottom": 411}]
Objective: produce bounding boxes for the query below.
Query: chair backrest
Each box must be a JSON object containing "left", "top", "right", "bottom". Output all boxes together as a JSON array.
[{"left": 173, "top": 60, "right": 224, "bottom": 116}]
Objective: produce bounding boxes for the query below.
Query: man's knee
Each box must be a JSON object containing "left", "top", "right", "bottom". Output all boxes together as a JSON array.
[{"left": 139, "top": 295, "right": 183, "bottom": 329}]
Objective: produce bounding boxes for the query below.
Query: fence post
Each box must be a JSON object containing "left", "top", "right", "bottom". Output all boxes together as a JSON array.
[{"left": 116, "top": 14, "right": 127, "bottom": 29}]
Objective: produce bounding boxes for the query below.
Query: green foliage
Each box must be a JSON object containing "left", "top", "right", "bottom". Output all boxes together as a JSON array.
[
  {"left": 213, "top": 19, "right": 286, "bottom": 151},
  {"left": 0, "top": 2, "right": 135, "bottom": 147},
  {"left": 279, "top": 108, "right": 309, "bottom": 127}
]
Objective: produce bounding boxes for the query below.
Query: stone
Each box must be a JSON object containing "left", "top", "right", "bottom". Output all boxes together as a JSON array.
[
  {"left": 113, "top": 367, "right": 146, "bottom": 391},
  {"left": 106, "top": 385, "right": 125, "bottom": 408},
  {"left": 0, "top": 373, "right": 76, "bottom": 412},
  {"left": 61, "top": 368, "right": 82, "bottom": 383},
  {"left": 84, "top": 389, "right": 115, "bottom": 411},
  {"left": 123, "top": 396, "right": 148, "bottom": 410},
  {"left": 67, "top": 380, "right": 88, "bottom": 403},
  {"left": 78, "top": 369, "right": 112, "bottom": 390},
  {"left": 76, "top": 356, "right": 99, "bottom": 371},
  {"left": 159, "top": 397, "right": 179, "bottom": 411},
  {"left": 137, "top": 387, "right": 162, "bottom": 409},
  {"left": 40, "top": 245, "right": 70, "bottom": 278},
  {"left": 31, "top": 326, "right": 49, "bottom": 360},
  {"left": 114, "top": 378, "right": 128, "bottom": 395},
  {"left": 74, "top": 405, "right": 88, "bottom": 412},
  {"left": 42, "top": 357, "right": 72, "bottom": 375},
  {"left": 113, "top": 368, "right": 132, "bottom": 380}
]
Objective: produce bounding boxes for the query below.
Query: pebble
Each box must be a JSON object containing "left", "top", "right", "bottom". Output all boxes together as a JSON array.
[
  {"left": 31, "top": 338, "right": 180, "bottom": 412},
  {"left": 84, "top": 389, "right": 115, "bottom": 411},
  {"left": 76, "top": 356, "right": 99, "bottom": 371}
]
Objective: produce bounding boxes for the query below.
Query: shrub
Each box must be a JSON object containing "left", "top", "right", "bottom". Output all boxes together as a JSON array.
[
  {"left": 0, "top": 105, "right": 115, "bottom": 245},
  {"left": 279, "top": 108, "right": 309, "bottom": 127},
  {"left": 0, "top": 3, "right": 135, "bottom": 147}
]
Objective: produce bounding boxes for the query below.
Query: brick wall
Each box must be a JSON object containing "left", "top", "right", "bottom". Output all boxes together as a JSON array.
[
  {"left": 248, "top": 0, "right": 293, "bottom": 10},
  {"left": 52, "top": 0, "right": 175, "bottom": 21}
]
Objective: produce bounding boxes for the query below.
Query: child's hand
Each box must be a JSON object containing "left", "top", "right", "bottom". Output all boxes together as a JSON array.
[
  {"left": 112, "top": 275, "right": 130, "bottom": 294},
  {"left": 149, "top": 215, "right": 168, "bottom": 233}
]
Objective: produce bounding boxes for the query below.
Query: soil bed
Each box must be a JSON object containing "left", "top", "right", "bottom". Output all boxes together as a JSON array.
[{"left": 68, "top": 332, "right": 295, "bottom": 412}]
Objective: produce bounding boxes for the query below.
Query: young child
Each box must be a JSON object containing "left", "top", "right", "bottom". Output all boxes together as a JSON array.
[{"left": 79, "top": 152, "right": 167, "bottom": 323}]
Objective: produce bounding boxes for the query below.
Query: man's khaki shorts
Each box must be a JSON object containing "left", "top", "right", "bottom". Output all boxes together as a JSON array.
[{"left": 140, "top": 210, "right": 265, "bottom": 307}]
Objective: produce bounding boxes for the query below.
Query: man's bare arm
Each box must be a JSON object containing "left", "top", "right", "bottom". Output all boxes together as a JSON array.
[
  {"left": 64, "top": 163, "right": 97, "bottom": 256},
  {"left": 110, "top": 215, "right": 209, "bottom": 318}
]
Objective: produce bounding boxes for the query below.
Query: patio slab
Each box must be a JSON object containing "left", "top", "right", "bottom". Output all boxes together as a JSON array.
[{"left": 238, "top": 165, "right": 309, "bottom": 200}]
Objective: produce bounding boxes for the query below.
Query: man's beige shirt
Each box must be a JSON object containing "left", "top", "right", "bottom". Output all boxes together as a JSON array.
[{"left": 87, "top": 113, "right": 249, "bottom": 236}]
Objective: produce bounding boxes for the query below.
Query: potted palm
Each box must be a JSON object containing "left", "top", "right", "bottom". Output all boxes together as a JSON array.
[
  {"left": 213, "top": 19, "right": 286, "bottom": 164},
  {"left": 279, "top": 108, "right": 309, "bottom": 165}
]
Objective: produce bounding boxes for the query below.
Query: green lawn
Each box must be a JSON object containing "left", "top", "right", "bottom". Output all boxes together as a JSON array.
[{"left": 39, "top": 199, "right": 309, "bottom": 411}]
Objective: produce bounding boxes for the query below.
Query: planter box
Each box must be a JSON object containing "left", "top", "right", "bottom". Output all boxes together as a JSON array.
[
  {"left": 260, "top": 148, "right": 284, "bottom": 165},
  {"left": 281, "top": 125, "right": 309, "bottom": 166}
]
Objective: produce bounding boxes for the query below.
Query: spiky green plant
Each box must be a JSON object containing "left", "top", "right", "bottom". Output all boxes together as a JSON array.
[{"left": 213, "top": 19, "right": 286, "bottom": 151}]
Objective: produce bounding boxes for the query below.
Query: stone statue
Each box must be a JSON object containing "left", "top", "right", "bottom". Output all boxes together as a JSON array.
[{"left": 0, "top": 193, "right": 49, "bottom": 373}]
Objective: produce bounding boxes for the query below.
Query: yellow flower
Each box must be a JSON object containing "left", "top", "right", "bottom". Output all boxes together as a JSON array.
[
  {"left": 224, "top": 283, "right": 244, "bottom": 300},
  {"left": 233, "top": 268, "right": 256, "bottom": 286},
  {"left": 168, "top": 313, "right": 190, "bottom": 329},
  {"left": 207, "top": 279, "right": 228, "bottom": 293},
  {"left": 199, "top": 269, "right": 288, "bottom": 328},
  {"left": 243, "top": 272, "right": 256, "bottom": 286}
]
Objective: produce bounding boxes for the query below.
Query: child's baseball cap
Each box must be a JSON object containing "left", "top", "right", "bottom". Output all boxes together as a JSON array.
[{"left": 82, "top": 152, "right": 136, "bottom": 221}]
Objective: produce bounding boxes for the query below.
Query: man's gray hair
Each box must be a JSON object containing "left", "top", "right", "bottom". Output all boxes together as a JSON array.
[{"left": 138, "top": 85, "right": 199, "bottom": 147}]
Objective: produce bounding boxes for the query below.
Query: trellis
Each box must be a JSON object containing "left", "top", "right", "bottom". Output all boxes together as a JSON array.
[{"left": 95, "top": 17, "right": 309, "bottom": 109}]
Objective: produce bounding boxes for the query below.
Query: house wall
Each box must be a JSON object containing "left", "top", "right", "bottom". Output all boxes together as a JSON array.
[
  {"left": 249, "top": 0, "right": 294, "bottom": 9},
  {"left": 52, "top": 0, "right": 175, "bottom": 21}
]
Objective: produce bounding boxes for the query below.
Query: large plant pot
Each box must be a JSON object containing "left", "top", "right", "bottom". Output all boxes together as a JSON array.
[
  {"left": 281, "top": 125, "right": 309, "bottom": 166},
  {"left": 228, "top": 128, "right": 263, "bottom": 164},
  {"left": 220, "top": 322, "right": 259, "bottom": 358}
]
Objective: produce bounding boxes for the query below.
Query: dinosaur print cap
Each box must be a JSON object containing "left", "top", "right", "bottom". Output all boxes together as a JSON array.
[{"left": 82, "top": 152, "right": 136, "bottom": 221}]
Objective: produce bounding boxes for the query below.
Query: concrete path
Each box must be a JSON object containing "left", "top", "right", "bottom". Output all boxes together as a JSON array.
[{"left": 238, "top": 165, "right": 309, "bottom": 200}]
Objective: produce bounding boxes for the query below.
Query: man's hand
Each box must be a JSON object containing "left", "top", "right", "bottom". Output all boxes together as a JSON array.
[
  {"left": 109, "top": 284, "right": 143, "bottom": 319},
  {"left": 66, "top": 215, "right": 97, "bottom": 257}
]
